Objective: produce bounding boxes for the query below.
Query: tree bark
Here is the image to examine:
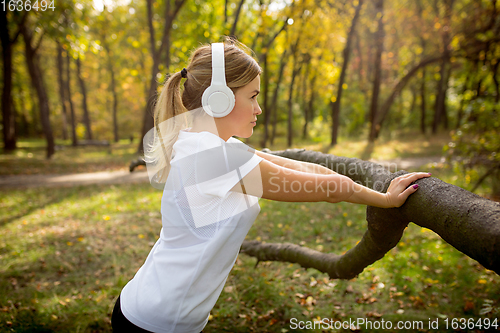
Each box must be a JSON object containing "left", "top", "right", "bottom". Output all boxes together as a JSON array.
[
  {"left": 21, "top": 21, "right": 54, "bottom": 159},
  {"left": 65, "top": 51, "right": 77, "bottom": 146},
  {"left": 260, "top": 53, "right": 270, "bottom": 146},
  {"left": 269, "top": 50, "right": 288, "bottom": 146},
  {"left": 56, "top": 41, "right": 68, "bottom": 141},
  {"left": 230, "top": 0, "right": 245, "bottom": 38},
  {"left": 303, "top": 72, "right": 316, "bottom": 140},
  {"left": 330, "top": 0, "right": 363, "bottom": 146},
  {"left": 103, "top": 40, "right": 119, "bottom": 142},
  {"left": 373, "top": 56, "right": 443, "bottom": 136},
  {"left": 287, "top": 54, "right": 300, "bottom": 147},
  {"left": 432, "top": 0, "right": 454, "bottom": 134},
  {"left": 260, "top": 23, "right": 288, "bottom": 147},
  {"left": 416, "top": 0, "right": 427, "bottom": 135},
  {"left": 240, "top": 149, "right": 500, "bottom": 278},
  {"left": 138, "top": 0, "right": 186, "bottom": 154},
  {"left": 368, "top": 0, "right": 385, "bottom": 142},
  {"left": 420, "top": 67, "right": 427, "bottom": 134},
  {"left": 76, "top": 56, "right": 92, "bottom": 140},
  {"left": 1, "top": 9, "right": 16, "bottom": 151}
]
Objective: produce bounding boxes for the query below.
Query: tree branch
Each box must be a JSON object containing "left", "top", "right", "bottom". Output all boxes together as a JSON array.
[{"left": 240, "top": 149, "right": 500, "bottom": 278}]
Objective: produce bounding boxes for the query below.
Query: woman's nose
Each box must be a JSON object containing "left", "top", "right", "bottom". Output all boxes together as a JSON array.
[{"left": 255, "top": 103, "right": 262, "bottom": 115}]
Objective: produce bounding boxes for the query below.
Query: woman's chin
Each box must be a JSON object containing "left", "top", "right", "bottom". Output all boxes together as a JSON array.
[{"left": 235, "top": 129, "right": 253, "bottom": 139}]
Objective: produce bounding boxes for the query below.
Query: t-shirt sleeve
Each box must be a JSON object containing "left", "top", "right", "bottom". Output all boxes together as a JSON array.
[{"left": 196, "top": 138, "right": 263, "bottom": 198}]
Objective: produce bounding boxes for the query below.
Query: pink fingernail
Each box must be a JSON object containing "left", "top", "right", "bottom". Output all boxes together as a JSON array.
[
  {"left": 428, "top": 173, "right": 432, "bottom": 175},
  {"left": 413, "top": 184, "right": 419, "bottom": 189}
]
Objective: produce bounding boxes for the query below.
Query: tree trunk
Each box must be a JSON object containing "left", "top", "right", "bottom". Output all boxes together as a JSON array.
[
  {"left": 260, "top": 53, "right": 270, "bottom": 147},
  {"left": 455, "top": 72, "right": 470, "bottom": 129},
  {"left": 240, "top": 149, "right": 500, "bottom": 278},
  {"left": 103, "top": 41, "right": 119, "bottom": 142},
  {"left": 76, "top": 56, "right": 92, "bottom": 140},
  {"left": 417, "top": 1, "right": 427, "bottom": 135},
  {"left": 230, "top": 0, "right": 245, "bottom": 38},
  {"left": 255, "top": 19, "right": 289, "bottom": 147},
  {"left": 56, "top": 41, "right": 68, "bottom": 140},
  {"left": 21, "top": 22, "right": 54, "bottom": 159},
  {"left": 0, "top": 9, "right": 16, "bottom": 151},
  {"left": 432, "top": 57, "right": 449, "bottom": 134},
  {"left": 138, "top": 0, "right": 186, "bottom": 154},
  {"left": 303, "top": 73, "right": 316, "bottom": 140},
  {"left": 420, "top": 67, "right": 427, "bottom": 134},
  {"left": 270, "top": 51, "right": 288, "bottom": 146},
  {"left": 373, "top": 56, "right": 443, "bottom": 135},
  {"left": 287, "top": 56, "right": 299, "bottom": 147},
  {"left": 493, "top": 60, "right": 500, "bottom": 104},
  {"left": 65, "top": 51, "right": 77, "bottom": 146},
  {"left": 224, "top": 0, "right": 228, "bottom": 24},
  {"left": 368, "top": 0, "right": 384, "bottom": 142},
  {"left": 432, "top": 0, "right": 454, "bottom": 134},
  {"left": 330, "top": 0, "right": 363, "bottom": 146}
]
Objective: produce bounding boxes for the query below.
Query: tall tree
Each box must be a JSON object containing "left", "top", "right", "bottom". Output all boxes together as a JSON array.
[
  {"left": 0, "top": 10, "right": 24, "bottom": 151},
  {"left": 56, "top": 41, "right": 69, "bottom": 140},
  {"left": 103, "top": 39, "right": 119, "bottom": 143},
  {"left": 258, "top": 15, "right": 289, "bottom": 148},
  {"left": 76, "top": 55, "right": 93, "bottom": 140},
  {"left": 138, "top": 0, "right": 187, "bottom": 153},
  {"left": 368, "top": 0, "right": 385, "bottom": 142},
  {"left": 20, "top": 17, "right": 54, "bottom": 158},
  {"left": 65, "top": 51, "right": 77, "bottom": 146},
  {"left": 287, "top": 41, "right": 301, "bottom": 147},
  {"left": 269, "top": 49, "right": 288, "bottom": 146},
  {"left": 432, "top": 0, "right": 455, "bottom": 134},
  {"left": 229, "top": 0, "right": 245, "bottom": 38},
  {"left": 330, "top": 0, "right": 363, "bottom": 146}
]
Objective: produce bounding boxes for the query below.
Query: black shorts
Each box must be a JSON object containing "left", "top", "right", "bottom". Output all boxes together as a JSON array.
[
  {"left": 111, "top": 295, "right": 204, "bottom": 333},
  {"left": 111, "top": 295, "right": 153, "bottom": 333}
]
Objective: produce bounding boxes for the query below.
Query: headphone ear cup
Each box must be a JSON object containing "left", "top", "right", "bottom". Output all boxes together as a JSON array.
[{"left": 202, "top": 85, "right": 235, "bottom": 118}]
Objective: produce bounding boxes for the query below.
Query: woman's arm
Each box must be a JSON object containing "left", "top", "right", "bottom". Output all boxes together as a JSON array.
[
  {"left": 235, "top": 158, "right": 430, "bottom": 208},
  {"left": 254, "top": 150, "right": 337, "bottom": 175}
]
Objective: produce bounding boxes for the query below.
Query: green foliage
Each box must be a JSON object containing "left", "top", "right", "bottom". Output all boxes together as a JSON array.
[
  {"left": 445, "top": 98, "right": 500, "bottom": 196},
  {"left": 3, "top": 0, "right": 499, "bottom": 150}
]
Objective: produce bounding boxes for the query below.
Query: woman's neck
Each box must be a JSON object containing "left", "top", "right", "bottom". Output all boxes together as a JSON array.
[{"left": 190, "top": 116, "right": 231, "bottom": 141}]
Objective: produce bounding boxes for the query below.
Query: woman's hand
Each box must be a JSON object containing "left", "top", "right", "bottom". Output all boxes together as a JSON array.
[{"left": 384, "top": 172, "right": 432, "bottom": 208}]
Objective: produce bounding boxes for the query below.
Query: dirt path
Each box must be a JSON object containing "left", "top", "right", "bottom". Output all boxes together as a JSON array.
[
  {"left": 0, "top": 168, "right": 149, "bottom": 189},
  {"left": 0, "top": 156, "right": 445, "bottom": 189}
]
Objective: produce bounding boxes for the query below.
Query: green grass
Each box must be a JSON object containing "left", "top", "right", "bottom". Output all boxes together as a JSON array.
[{"left": 1, "top": 183, "right": 498, "bottom": 332}]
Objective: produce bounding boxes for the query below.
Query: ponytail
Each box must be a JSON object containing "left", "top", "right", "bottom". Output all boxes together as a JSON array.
[{"left": 144, "top": 71, "right": 187, "bottom": 184}]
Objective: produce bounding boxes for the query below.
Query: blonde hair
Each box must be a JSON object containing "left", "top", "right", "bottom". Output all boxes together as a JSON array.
[{"left": 144, "top": 39, "right": 262, "bottom": 184}]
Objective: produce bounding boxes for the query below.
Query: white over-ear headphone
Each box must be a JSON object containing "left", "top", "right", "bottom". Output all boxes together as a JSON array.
[{"left": 201, "top": 43, "right": 235, "bottom": 118}]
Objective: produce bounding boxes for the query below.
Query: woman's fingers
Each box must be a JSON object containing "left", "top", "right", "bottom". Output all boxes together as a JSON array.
[
  {"left": 398, "top": 182, "right": 420, "bottom": 202},
  {"left": 388, "top": 172, "right": 431, "bottom": 207},
  {"left": 396, "top": 172, "right": 431, "bottom": 187}
]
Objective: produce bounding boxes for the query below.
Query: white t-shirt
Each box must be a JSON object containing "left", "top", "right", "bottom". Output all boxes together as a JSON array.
[{"left": 120, "top": 130, "right": 263, "bottom": 333}]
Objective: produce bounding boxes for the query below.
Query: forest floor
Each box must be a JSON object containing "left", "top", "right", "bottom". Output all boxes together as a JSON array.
[{"left": 1, "top": 134, "right": 499, "bottom": 333}]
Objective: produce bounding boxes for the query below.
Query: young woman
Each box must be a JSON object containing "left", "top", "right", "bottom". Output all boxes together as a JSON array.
[{"left": 111, "top": 39, "right": 430, "bottom": 333}]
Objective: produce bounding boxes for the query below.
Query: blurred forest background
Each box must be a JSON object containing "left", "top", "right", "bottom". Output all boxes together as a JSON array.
[
  {"left": 1, "top": 0, "right": 499, "bottom": 191},
  {"left": 1, "top": 1, "right": 500, "bottom": 331}
]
